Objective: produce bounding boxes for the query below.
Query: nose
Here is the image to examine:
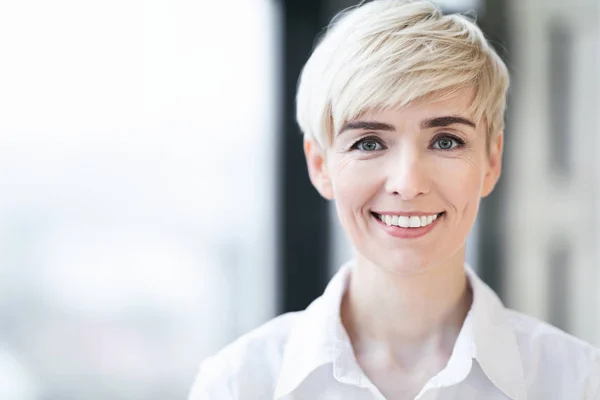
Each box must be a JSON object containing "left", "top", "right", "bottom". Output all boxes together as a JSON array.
[{"left": 384, "top": 147, "right": 431, "bottom": 200}]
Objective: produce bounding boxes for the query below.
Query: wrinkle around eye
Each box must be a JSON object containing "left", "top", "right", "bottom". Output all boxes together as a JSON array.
[
  {"left": 453, "top": 152, "right": 480, "bottom": 171},
  {"left": 333, "top": 155, "right": 353, "bottom": 174}
]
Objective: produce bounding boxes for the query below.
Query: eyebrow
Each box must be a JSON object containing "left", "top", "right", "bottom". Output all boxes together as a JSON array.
[
  {"left": 338, "top": 115, "right": 476, "bottom": 135},
  {"left": 420, "top": 115, "right": 476, "bottom": 129},
  {"left": 338, "top": 121, "right": 396, "bottom": 135}
]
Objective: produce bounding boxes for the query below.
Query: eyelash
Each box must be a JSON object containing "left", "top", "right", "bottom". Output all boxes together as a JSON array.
[
  {"left": 429, "top": 134, "right": 466, "bottom": 151},
  {"left": 350, "top": 136, "right": 386, "bottom": 152},
  {"left": 349, "top": 134, "right": 466, "bottom": 152}
]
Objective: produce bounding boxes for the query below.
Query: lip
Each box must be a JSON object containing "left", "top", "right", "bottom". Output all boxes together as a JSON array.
[
  {"left": 373, "top": 211, "right": 442, "bottom": 217},
  {"left": 372, "top": 212, "right": 443, "bottom": 239}
]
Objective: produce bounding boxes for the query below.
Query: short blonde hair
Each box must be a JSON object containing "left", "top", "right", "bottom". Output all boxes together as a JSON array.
[{"left": 296, "top": 0, "right": 509, "bottom": 148}]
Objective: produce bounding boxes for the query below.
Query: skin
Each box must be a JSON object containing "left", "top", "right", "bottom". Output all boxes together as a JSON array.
[{"left": 304, "top": 87, "right": 503, "bottom": 399}]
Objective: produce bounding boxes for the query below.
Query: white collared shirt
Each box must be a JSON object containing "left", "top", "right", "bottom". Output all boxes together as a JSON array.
[{"left": 189, "top": 263, "right": 600, "bottom": 399}]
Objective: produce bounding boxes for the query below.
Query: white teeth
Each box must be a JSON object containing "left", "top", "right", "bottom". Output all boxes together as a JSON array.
[
  {"left": 377, "top": 213, "right": 440, "bottom": 228},
  {"left": 398, "top": 216, "right": 410, "bottom": 228},
  {"left": 409, "top": 216, "right": 421, "bottom": 228}
]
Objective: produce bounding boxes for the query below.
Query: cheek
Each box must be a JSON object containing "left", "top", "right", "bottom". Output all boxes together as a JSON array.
[
  {"left": 433, "top": 156, "right": 485, "bottom": 212},
  {"left": 329, "top": 156, "right": 382, "bottom": 218}
]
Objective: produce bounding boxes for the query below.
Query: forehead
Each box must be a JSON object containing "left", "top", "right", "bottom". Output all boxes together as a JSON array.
[{"left": 348, "top": 87, "right": 478, "bottom": 127}]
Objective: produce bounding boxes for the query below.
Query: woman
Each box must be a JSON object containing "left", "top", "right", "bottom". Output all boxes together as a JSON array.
[{"left": 189, "top": 1, "right": 600, "bottom": 399}]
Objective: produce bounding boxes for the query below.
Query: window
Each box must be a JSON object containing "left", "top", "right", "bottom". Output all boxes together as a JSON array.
[{"left": 0, "top": 1, "right": 277, "bottom": 398}]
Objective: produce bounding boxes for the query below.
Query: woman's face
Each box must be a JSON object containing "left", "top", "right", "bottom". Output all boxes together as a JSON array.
[{"left": 305, "top": 87, "right": 503, "bottom": 273}]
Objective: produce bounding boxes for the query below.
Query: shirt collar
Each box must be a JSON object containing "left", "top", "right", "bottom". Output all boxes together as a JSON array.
[
  {"left": 274, "top": 262, "right": 353, "bottom": 399},
  {"left": 466, "top": 267, "right": 528, "bottom": 400},
  {"left": 274, "top": 262, "right": 528, "bottom": 400}
]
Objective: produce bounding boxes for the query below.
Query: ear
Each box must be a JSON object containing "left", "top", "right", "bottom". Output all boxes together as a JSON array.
[
  {"left": 304, "top": 139, "right": 334, "bottom": 200},
  {"left": 481, "top": 131, "right": 503, "bottom": 198}
]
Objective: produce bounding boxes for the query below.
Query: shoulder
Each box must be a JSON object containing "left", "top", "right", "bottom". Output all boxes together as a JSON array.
[
  {"left": 207, "top": 311, "right": 300, "bottom": 373},
  {"left": 507, "top": 309, "right": 599, "bottom": 359},
  {"left": 506, "top": 309, "right": 600, "bottom": 397},
  {"left": 188, "top": 312, "right": 301, "bottom": 400}
]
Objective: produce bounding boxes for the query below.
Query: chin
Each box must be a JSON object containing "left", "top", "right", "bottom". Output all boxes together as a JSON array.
[{"left": 360, "top": 249, "right": 440, "bottom": 276}]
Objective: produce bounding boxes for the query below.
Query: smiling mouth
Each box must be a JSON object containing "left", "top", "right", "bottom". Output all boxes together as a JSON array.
[{"left": 371, "top": 212, "right": 445, "bottom": 228}]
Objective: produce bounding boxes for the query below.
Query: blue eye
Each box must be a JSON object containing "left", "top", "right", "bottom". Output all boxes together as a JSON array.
[
  {"left": 432, "top": 135, "right": 463, "bottom": 150},
  {"left": 353, "top": 138, "right": 384, "bottom": 152}
]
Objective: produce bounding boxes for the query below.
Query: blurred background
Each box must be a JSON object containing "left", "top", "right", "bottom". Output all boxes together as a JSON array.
[{"left": 0, "top": 0, "right": 598, "bottom": 398}]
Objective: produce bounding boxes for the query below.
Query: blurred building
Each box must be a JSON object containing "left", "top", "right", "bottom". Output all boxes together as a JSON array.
[{"left": 504, "top": 0, "right": 600, "bottom": 344}]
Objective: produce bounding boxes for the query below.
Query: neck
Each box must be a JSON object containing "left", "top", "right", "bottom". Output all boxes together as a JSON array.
[{"left": 341, "top": 250, "right": 472, "bottom": 366}]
